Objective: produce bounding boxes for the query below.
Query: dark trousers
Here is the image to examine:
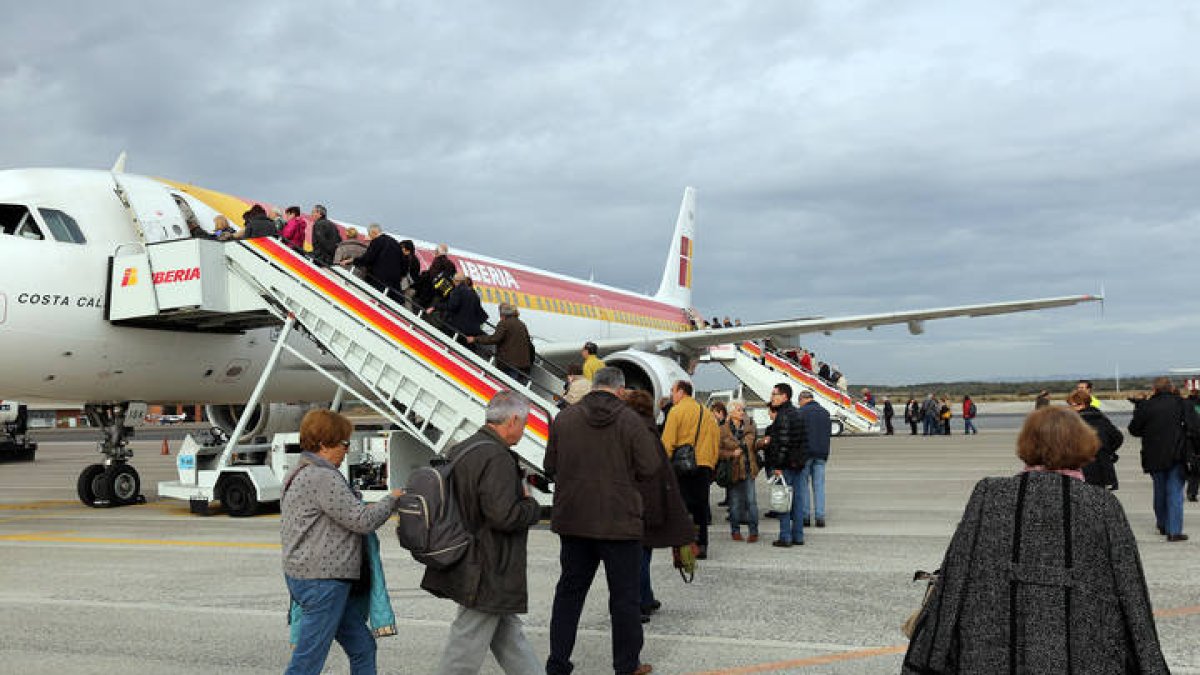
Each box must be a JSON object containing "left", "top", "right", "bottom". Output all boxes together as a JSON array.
[
  {"left": 1188, "top": 468, "right": 1199, "bottom": 500},
  {"left": 884, "top": 416, "right": 894, "bottom": 434},
  {"left": 677, "top": 466, "right": 713, "bottom": 548},
  {"left": 908, "top": 419, "right": 918, "bottom": 435},
  {"left": 547, "top": 536, "right": 643, "bottom": 675}
]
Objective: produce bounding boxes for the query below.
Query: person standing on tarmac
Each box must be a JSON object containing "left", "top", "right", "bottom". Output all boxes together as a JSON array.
[
  {"left": 280, "top": 409, "right": 402, "bottom": 675},
  {"left": 660, "top": 380, "right": 720, "bottom": 559},
  {"left": 962, "top": 395, "right": 978, "bottom": 435},
  {"left": 765, "top": 383, "right": 807, "bottom": 547},
  {"left": 420, "top": 392, "right": 543, "bottom": 675},
  {"left": 795, "top": 390, "right": 831, "bottom": 529},
  {"left": 1129, "top": 376, "right": 1199, "bottom": 542},
  {"left": 882, "top": 396, "right": 895, "bottom": 435}
]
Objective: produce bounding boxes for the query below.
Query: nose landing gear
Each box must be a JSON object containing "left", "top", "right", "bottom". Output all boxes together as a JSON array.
[{"left": 76, "top": 402, "right": 148, "bottom": 507}]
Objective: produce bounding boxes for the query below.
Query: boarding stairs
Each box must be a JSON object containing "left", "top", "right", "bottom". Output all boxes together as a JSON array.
[
  {"left": 704, "top": 341, "right": 880, "bottom": 435},
  {"left": 106, "top": 237, "right": 560, "bottom": 485}
]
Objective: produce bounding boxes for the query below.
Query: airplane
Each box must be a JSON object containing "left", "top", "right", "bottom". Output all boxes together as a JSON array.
[{"left": 0, "top": 159, "right": 1101, "bottom": 507}]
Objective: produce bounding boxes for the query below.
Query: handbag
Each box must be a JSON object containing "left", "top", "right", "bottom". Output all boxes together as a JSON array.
[
  {"left": 672, "top": 542, "right": 700, "bottom": 583},
  {"left": 713, "top": 459, "right": 733, "bottom": 488},
  {"left": 767, "top": 473, "right": 792, "bottom": 512},
  {"left": 671, "top": 408, "right": 705, "bottom": 475},
  {"left": 901, "top": 570, "right": 939, "bottom": 638}
]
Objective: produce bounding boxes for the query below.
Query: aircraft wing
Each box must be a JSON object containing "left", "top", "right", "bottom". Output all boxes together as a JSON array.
[{"left": 536, "top": 293, "right": 1102, "bottom": 361}]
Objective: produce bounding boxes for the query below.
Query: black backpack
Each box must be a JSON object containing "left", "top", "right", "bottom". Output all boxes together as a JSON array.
[{"left": 394, "top": 439, "right": 487, "bottom": 570}]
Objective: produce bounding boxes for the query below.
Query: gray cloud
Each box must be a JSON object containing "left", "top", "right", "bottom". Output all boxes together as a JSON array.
[{"left": 4, "top": 1, "right": 1200, "bottom": 382}]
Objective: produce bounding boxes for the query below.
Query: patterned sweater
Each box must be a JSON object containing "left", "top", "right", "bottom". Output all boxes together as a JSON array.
[{"left": 281, "top": 453, "right": 396, "bottom": 580}]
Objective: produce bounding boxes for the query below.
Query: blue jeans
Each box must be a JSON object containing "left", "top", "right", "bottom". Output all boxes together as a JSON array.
[
  {"left": 1151, "top": 463, "right": 1186, "bottom": 536},
  {"left": 728, "top": 478, "right": 759, "bottom": 536},
  {"left": 798, "top": 459, "right": 826, "bottom": 521},
  {"left": 285, "top": 577, "right": 376, "bottom": 675},
  {"left": 923, "top": 415, "right": 938, "bottom": 435},
  {"left": 964, "top": 418, "right": 977, "bottom": 434},
  {"left": 777, "top": 468, "right": 805, "bottom": 544}
]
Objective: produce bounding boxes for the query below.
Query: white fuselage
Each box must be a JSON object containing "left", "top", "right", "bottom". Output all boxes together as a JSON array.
[{"left": 0, "top": 169, "right": 690, "bottom": 405}]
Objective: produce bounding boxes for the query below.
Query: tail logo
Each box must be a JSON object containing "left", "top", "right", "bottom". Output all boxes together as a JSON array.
[
  {"left": 677, "top": 236, "right": 692, "bottom": 289},
  {"left": 120, "top": 268, "right": 138, "bottom": 287}
]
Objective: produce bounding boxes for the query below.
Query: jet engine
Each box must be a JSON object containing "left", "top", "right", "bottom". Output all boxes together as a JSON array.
[
  {"left": 204, "top": 403, "right": 312, "bottom": 443},
  {"left": 603, "top": 350, "right": 692, "bottom": 409}
]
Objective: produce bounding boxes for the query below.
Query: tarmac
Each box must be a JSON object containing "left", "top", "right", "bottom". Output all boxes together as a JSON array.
[{"left": 2, "top": 420, "right": 1199, "bottom": 674}]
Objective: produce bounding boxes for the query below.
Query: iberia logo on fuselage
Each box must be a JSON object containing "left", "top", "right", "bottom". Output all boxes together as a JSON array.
[
  {"left": 152, "top": 267, "right": 201, "bottom": 285},
  {"left": 120, "top": 268, "right": 138, "bottom": 287}
]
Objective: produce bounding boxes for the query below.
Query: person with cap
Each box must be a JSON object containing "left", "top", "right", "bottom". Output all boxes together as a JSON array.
[
  {"left": 795, "top": 389, "right": 832, "bottom": 528},
  {"left": 581, "top": 342, "right": 605, "bottom": 381},
  {"left": 468, "top": 303, "right": 532, "bottom": 384}
]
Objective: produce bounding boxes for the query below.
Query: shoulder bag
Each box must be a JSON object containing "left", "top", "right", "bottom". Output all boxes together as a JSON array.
[{"left": 671, "top": 408, "right": 704, "bottom": 475}]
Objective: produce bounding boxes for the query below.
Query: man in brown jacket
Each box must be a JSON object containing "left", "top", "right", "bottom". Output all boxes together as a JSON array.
[
  {"left": 545, "top": 367, "right": 662, "bottom": 675},
  {"left": 469, "top": 303, "right": 532, "bottom": 384},
  {"left": 420, "top": 391, "right": 543, "bottom": 674}
]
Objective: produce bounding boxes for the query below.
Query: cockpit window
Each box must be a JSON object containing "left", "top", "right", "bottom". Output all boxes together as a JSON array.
[
  {"left": 0, "top": 204, "right": 43, "bottom": 240},
  {"left": 39, "top": 209, "right": 87, "bottom": 244}
]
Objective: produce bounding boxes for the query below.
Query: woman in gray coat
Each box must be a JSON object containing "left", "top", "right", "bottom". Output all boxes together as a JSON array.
[{"left": 903, "top": 406, "right": 1169, "bottom": 674}]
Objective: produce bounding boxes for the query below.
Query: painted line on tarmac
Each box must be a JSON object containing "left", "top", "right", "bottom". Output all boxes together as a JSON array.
[
  {"left": 0, "top": 531, "right": 279, "bottom": 549},
  {"left": 683, "top": 603, "right": 1200, "bottom": 674},
  {"left": 683, "top": 645, "right": 907, "bottom": 674},
  {"left": 0, "top": 500, "right": 85, "bottom": 511}
]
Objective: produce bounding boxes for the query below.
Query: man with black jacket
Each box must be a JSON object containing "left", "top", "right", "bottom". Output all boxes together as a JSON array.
[
  {"left": 310, "top": 204, "right": 341, "bottom": 266},
  {"left": 765, "top": 383, "right": 807, "bottom": 547},
  {"left": 1129, "top": 376, "right": 1200, "bottom": 541},
  {"left": 421, "top": 391, "right": 543, "bottom": 673},
  {"left": 352, "top": 232, "right": 410, "bottom": 299},
  {"left": 544, "top": 367, "right": 660, "bottom": 675}
]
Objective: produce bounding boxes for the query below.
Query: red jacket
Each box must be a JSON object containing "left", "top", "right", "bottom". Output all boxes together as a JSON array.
[
  {"left": 799, "top": 353, "right": 813, "bottom": 371},
  {"left": 962, "top": 399, "right": 977, "bottom": 419}
]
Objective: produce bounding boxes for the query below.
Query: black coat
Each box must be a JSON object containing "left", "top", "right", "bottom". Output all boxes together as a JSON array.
[
  {"left": 883, "top": 400, "right": 894, "bottom": 420},
  {"left": 903, "top": 473, "right": 1169, "bottom": 674},
  {"left": 420, "top": 427, "right": 541, "bottom": 614},
  {"left": 354, "top": 235, "right": 411, "bottom": 292},
  {"left": 1079, "top": 406, "right": 1122, "bottom": 489},
  {"left": 765, "top": 401, "right": 806, "bottom": 470},
  {"left": 443, "top": 283, "right": 489, "bottom": 337},
  {"left": 1129, "top": 391, "right": 1200, "bottom": 473},
  {"left": 243, "top": 215, "right": 278, "bottom": 239},
  {"left": 634, "top": 417, "right": 695, "bottom": 549},
  {"left": 311, "top": 218, "right": 341, "bottom": 265}
]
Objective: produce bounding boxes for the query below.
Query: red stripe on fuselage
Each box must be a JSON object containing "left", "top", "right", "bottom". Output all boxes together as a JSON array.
[{"left": 247, "top": 239, "right": 551, "bottom": 441}]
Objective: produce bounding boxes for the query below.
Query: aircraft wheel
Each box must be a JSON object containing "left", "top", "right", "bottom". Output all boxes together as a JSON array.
[
  {"left": 830, "top": 419, "right": 845, "bottom": 437},
  {"left": 76, "top": 464, "right": 106, "bottom": 506},
  {"left": 107, "top": 464, "right": 141, "bottom": 506},
  {"left": 222, "top": 476, "right": 259, "bottom": 518}
]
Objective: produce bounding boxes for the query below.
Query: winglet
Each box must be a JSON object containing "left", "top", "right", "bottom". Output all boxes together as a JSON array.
[
  {"left": 653, "top": 187, "right": 696, "bottom": 309},
  {"left": 111, "top": 151, "right": 127, "bottom": 174}
]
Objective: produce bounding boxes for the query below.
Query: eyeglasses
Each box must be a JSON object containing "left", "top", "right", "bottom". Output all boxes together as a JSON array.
[{"left": 339, "top": 440, "right": 351, "bottom": 448}]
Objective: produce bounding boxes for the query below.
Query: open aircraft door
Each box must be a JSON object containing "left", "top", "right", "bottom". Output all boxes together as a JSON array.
[{"left": 111, "top": 174, "right": 190, "bottom": 244}]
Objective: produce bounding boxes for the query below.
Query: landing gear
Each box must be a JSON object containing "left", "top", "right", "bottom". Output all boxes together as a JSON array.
[{"left": 76, "top": 402, "right": 148, "bottom": 508}]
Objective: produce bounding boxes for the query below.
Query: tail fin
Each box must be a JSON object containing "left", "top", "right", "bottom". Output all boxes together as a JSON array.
[{"left": 653, "top": 187, "right": 696, "bottom": 308}]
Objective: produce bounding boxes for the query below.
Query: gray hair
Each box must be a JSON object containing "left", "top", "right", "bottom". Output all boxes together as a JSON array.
[
  {"left": 437, "top": 243, "right": 449, "bottom": 255},
  {"left": 312, "top": 204, "right": 327, "bottom": 218},
  {"left": 592, "top": 366, "right": 625, "bottom": 390},
  {"left": 368, "top": 223, "right": 382, "bottom": 235},
  {"left": 499, "top": 303, "right": 518, "bottom": 317},
  {"left": 485, "top": 390, "right": 530, "bottom": 424}
]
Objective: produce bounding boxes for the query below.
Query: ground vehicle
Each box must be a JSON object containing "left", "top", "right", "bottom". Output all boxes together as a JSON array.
[{"left": 0, "top": 401, "right": 37, "bottom": 461}]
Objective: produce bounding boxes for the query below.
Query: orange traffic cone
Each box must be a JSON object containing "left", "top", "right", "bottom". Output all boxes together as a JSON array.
[{"left": 161, "top": 439, "right": 170, "bottom": 455}]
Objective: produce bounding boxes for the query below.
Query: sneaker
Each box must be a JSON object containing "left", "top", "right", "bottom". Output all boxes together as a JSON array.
[
  {"left": 731, "top": 532, "right": 744, "bottom": 541},
  {"left": 746, "top": 534, "right": 759, "bottom": 543},
  {"left": 816, "top": 518, "right": 826, "bottom": 528},
  {"left": 772, "top": 540, "right": 792, "bottom": 548}
]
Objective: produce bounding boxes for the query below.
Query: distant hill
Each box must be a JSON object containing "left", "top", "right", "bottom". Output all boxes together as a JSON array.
[{"left": 860, "top": 377, "right": 1157, "bottom": 401}]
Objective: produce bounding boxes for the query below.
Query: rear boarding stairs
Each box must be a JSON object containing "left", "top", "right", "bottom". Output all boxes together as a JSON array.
[
  {"left": 704, "top": 341, "right": 880, "bottom": 435},
  {"left": 107, "top": 237, "right": 563, "bottom": 513}
]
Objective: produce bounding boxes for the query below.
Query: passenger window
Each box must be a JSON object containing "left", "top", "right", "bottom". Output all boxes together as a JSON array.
[{"left": 39, "top": 209, "right": 87, "bottom": 244}]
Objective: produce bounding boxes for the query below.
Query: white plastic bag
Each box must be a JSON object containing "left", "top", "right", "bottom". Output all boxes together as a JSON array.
[{"left": 767, "top": 473, "right": 793, "bottom": 512}]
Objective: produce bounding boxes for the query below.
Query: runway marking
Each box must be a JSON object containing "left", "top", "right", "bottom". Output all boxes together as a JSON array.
[
  {"left": 0, "top": 500, "right": 84, "bottom": 511},
  {"left": 683, "top": 645, "right": 908, "bottom": 674},
  {"left": 1155, "top": 604, "right": 1200, "bottom": 619},
  {"left": 0, "top": 531, "right": 279, "bottom": 549}
]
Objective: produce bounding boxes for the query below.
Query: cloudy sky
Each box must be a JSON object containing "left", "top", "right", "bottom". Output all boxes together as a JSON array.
[{"left": 4, "top": 1, "right": 1199, "bottom": 384}]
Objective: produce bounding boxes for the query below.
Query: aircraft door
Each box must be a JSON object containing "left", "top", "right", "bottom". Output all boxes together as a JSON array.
[{"left": 111, "top": 175, "right": 190, "bottom": 244}]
